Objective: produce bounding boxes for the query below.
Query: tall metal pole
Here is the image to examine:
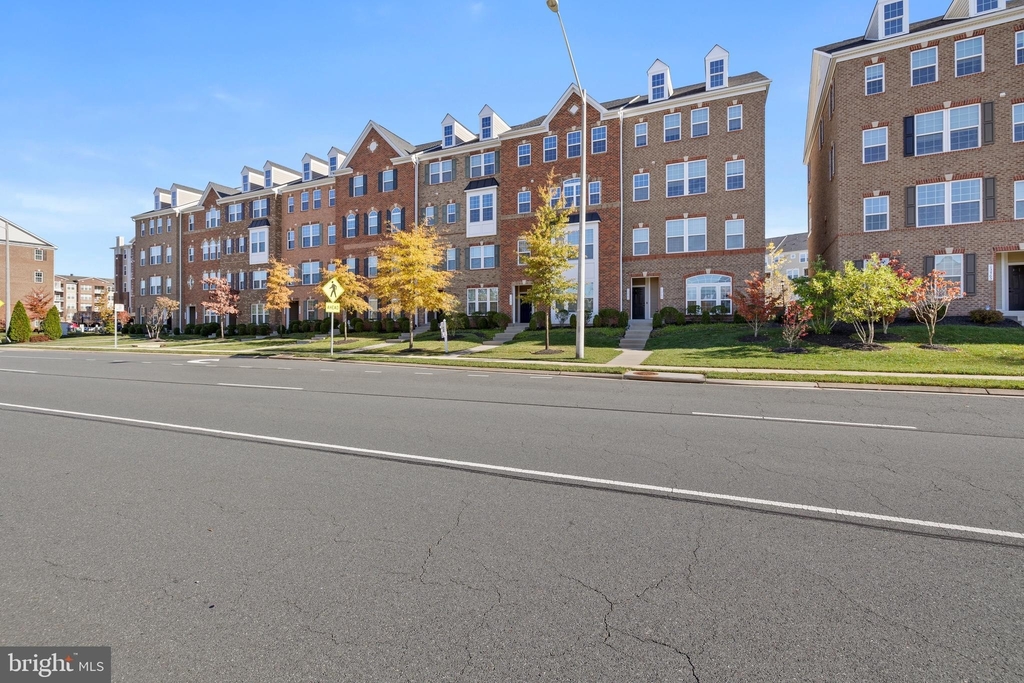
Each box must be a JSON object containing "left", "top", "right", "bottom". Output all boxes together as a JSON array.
[
  {"left": 551, "top": 5, "right": 587, "bottom": 359},
  {"left": 2, "top": 220, "right": 10, "bottom": 333}
]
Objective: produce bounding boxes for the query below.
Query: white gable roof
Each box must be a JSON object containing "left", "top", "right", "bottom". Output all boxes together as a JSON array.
[{"left": 0, "top": 215, "right": 57, "bottom": 249}]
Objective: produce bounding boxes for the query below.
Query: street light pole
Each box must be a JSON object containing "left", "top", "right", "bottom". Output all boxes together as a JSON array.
[
  {"left": 2, "top": 219, "right": 10, "bottom": 333},
  {"left": 547, "top": 0, "right": 587, "bottom": 360}
]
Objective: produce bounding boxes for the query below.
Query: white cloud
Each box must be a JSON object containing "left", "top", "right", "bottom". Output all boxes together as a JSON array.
[{"left": 469, "top": 2, "right": 485, "bottom": 17}]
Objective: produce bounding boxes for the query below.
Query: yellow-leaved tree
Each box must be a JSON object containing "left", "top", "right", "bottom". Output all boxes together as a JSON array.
[
  {"left": 373, "top": 222, "right": 458, "bottom": 349},
  {"left": 265, "top": 258, "right": 293, "bottom": 329},
  {"left": 519, "top": 179, "right": 577, "bottom": 351},
  {"left": 320, "top": 261, "right": 370, "bottom": 341},
  {"left": 765, "top": 241, "right": 794, "bottom": 303}
]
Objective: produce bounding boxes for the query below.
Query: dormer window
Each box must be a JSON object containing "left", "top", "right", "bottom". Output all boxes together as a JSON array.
[
  {"left": 171, "top": 190, "right": 178, "bottom": 208},
  {"left": 883, "top": 1, "right": 904, "bottom": 36},
  {"left": 154, "top": 195, "right": 160, "bottom": 210},
  {"left": 329, "top": 156, "right": 338, "bottom": 173},
  {"left": 264, "top": 169, "right": 273, "bottom": 188},
  {"left": 974, "top": 0, "right": 1000, "bottom": 14},
  {"left": 481, "top": 116, "right": 492, "bottom": 140},
  {"left": 242, "top": 174, "right": 250, "bottom": 193},
  {"left": 709, "top": 60, "right": 725, "bottom": 89},
  {"left": 303, "top": 162, "right": 311, "bottom": 182},
  {"left": 443, "top": 124, "right": 454, "bottom": 148},
  {"left": 651, "top": 73, "right": 666, "bottom": 101}
]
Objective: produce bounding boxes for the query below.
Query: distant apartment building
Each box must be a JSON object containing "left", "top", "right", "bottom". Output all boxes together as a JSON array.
[
  {"left": 0, "top": 216, "right": 57, "bottom": 329},
  {"left": 766, "top": 232, "right": 810, "bottom": 279},
  {"left": 112, "top": 236, "right": 133, "bottom": 313},
  {"left": 123, "top": 48, "right": 769, "bottom": 327},
  {"left": 806, "top": 0, "right": 1024, "bottom": 317},
  {"left": 54, "top": 275, "right": 114, "bottom": 322}
]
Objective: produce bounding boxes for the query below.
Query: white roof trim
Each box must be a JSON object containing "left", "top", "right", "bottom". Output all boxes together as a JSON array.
[{"left": 0, "top": 215, "right": 57, "bottom": 249}]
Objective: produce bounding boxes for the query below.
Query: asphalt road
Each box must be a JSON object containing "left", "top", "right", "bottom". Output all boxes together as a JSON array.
[{"left": 1, "top": 348, "right": 1022, "bottom": 682}]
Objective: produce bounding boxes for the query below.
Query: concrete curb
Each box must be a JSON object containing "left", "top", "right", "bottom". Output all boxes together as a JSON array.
[{"left": 624, "top": 371, "right": 705, "bottom": 383}]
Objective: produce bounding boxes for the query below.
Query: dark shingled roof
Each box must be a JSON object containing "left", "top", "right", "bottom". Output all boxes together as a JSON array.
[
  {"left": 767, "top": 232, "right": 808, "bottom": 253},
  {"left": 568, "top": 212, "right": 601, "bottom": 224},
  {"left": 210, "top": 183, "right": 239, "bottom": 198},
  {"left": 622, "top": 71, "right": 770, "bottom": 110},
  {"left": 817, "top": 0, "right": 1024, "bottom": 54},
  {"left": 248, "top": 218, "right": 271, "bottom": 229},
  {"left": 465, "top": 178, "right": 499, "bottom": 191}
]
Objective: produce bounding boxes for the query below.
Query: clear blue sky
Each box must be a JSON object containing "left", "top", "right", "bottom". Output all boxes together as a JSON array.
[{"left": 0, "top": 0, "right": 957, "bottom": 277}]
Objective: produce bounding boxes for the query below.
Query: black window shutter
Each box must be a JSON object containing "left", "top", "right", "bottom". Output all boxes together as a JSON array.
[
  {"left": 465, "top": 248, "right": 471, "bottom": 270},
  {"left": 393, "top": 170, "right": 398, "bottom": 192},
  {"left": 400, "top": 208, "right": 406, "bottom": 230},
  {"left": 451, "top": 159, "right": 458, "bottom": 179},
  {"left": 905, "top": 187, "right": 916, "bottom": 227},
  {"left": 982, "top": 102, "right": 994, "bottom": 145},
  {"left": 924, "top": 255, "right": 935, "bottom": 275},
  {"left": 493, "top": 150, "right": 500, "bottom": 174},
  {"left": 984, "top": 177, "right": 996, "bottom": 221},
  {"left": 349, "top": 177, "right": 354, "bottom": 197},
  {"left": 377, "top": 172, "right": 383, "bottom": 192},
  {"left": 424, "top": 163, "right": 430, "bottom": 184},
  {"left": 903, "top": 116, "right": 915, "bottom": 157},
  {"left": 493, "top": 245, "right": 500, "bottom": 267},
  {"left": 455, "top": 203, "right": 461, "bottom": 222},
  {"left": 354, "top": 259, "right": 360, "bottom": 276},
  {"left": 965, "top": 254, "right": 976, "bottom": 295},
  {"left": 363, "top": 213, "right": 369, "bottom": 236},
  {"left": 363, "top": 258, "right": 369, "bottom": 276},
  {"left": 466, "top": 158, "right": 471, "bottom": 179}
]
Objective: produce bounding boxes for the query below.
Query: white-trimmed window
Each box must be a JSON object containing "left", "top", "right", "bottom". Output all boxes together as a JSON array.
[
  {"left": 563, "top": 179, "right": 581, "bottom": 208},
  {"left": 287, "top": 197, "right": 294, "bottom": 213},
  {"left": 352, "top": 175, "right": 365, "bottom": 197},
  {"left": 467, "top": 191, "right": 496, "bottom": 236},
  {"left": 368, "top": 211, "right": 380, "bottom": 235},
  {"left": 567, "top": 131, "right": 582, "bottom": 159},
  {"left": 666, "top": 218, "right": 707, "bottom": 253},
  {"left": 727, "top": 105, "right": 743, "bottom": 132},
  {"left": 469, "top": 245, "right": 495, "bottom": 270},
  {"left": 863, "top": 127, "right": 888, "bottom": 163},
  {"left": 934, "top": 254, "right": 963, "bottom": 289},
  {"left": 633, "top": 228, "right": 650, "bottom": 256},
  {"left": 917, "top": 179, "right": 982, "bottom": 227},
  {"left": 633, "top": 173, "right": 650, "bottom": 201},
  {"left": 251, "top": 303, "right": 268, "bottom": 324},
  {"left": 33, "top": 248, "right": 43, "bottom": 261},
  {"left": 664, "top": 113, "right": 681, "bottom": 142},
  {"left": 865, "top": 64, "right": 885, "bottom": 95},
  {"left": 864, "top": 196, "right": 890, "bottom": 232},
  {"left": 567, "top": 226, "right": 594, "bottom": 260},
  {"left": 708, "top": 59, "right": 725, "bottom": 89},
  {"left": 446, "top": 248, "right": 457, "bottom": 271},
  {"left": 543, "top": 135, "right": 557, "bottom": 162},
  {"left": 467, "top": 287, "right": 498, "bottom": 314},
  {"left": 345, "top": 215, "right": 357, "bottom": 238},
  {"left": 517, "top": 240, "right": 530, "bottom": 266},
  {"left": 883, "top": 1, "right": 905, "bottom": 36},
  {"left": 301, "top": 224, "right": 322, "bottom": 248},
  {"left": 726, "top": 160, "right": 746, "bottom": 190},
  {"left": 149, "top": 276, "right": 162, "bottom": 296},
  {"left": 166, "top": 247, "right": 173, "bottom": 264},
  {"left": 518, "top": 191, "right": 532, "bottom": 214},
  {"left": 382, "top": 169, "right": 396, "bottom": 192},
  {"left": 34, "top": 270, "right": 43, "bottom": 284},
  {"left": 166, "top": 277, "right": 173, "bottom": 293},
  {"left": 327, "top": 224, "right": 336, "bottom": 245},
  {"left": 367, "top": 256, "right": 378, "bottom": 277},
  {"left": 225, "top": 237, "right": 234, "bottom": 257},
  {"left": 344, "top": 258, "right": 356, "bottom": 273},
  {"left": 313, "top": 189, "right": 322, "bottom": 209},
  {"left": 666, "top": 160, "right": 707, "bottom": 197},
  {"left": 481, "top": 116, "right": 492, "bottom": 140},
  {"left": 205, "top": 208, "right": 221, "bottom": 229},
  {"left": 329, "top": 156, "right": 338, "bottom": 173},
  {"left": 252, "top": 270, "right": 267, "bottom": 290},
  {"left": 149, "top": 245, "right": 161, "bottom": 265},
  {"left": 443, "top": 124, "right": 454, "bottom": 148},
  {"left": 1014, "top": 180, "right": 1024, "bottom": 220},
  {"left": 140, "top": 280, "right": 146, "bottom": 296},
  {"left": 800, "top": 252, "right": 809, "bottom": 264},
  {"left": 912, "top": 47, "right": 938, "bottom": 85},
  {"left": 955, "top": 36, "right": 984, "bottom": 77},
  {"left": 429, "top": 160, "right": 454, "bottom": 184},
  {"left": 249, "top": 229, "right": 267, "bottom": 260},
  {"left": 301, "top": 191, "right": 309, "bottom": 211},
  {"left": 635, "top": 122, "right": 648, "bottom": 147},
  {"left": 915, "top": 104, "right": 980, "bottom": 155},
  {"left": 829, "top": 144, "right": 835, "bottom": 181},
  {"left": 203, "top": 308, "right": 220, "bottom": 324},
  {"left": 227, "top": 204, "right": 242, "bottom": 222},
  {"left": 518, "top": 143, "right": 531, "bottom": 166},
  {"left": 470, "top": 152, "right": 496, "bottom": 177},
  {"left": 188, "top": 215, "right": 194, "bottom": 231},
  {"left": 329, "top": 189, "right": 336, "bottom": 207},
  {"left": 725, "top": 219, "right": 745, "bottom": 249},
  {"left": 591, "top": 126, "right": 607, "bottom": 154},
  {"left": 425, "top": 206, "right": 436, "bottom": 227},
  {"left": 188, "top": 246, "right": 195, "bottom": 262},
  {"left": 691, "top": 108, "right": 709, "bottom": 138},
  {"left": 287, "top": 229, "right": 296, "bottom": 249},
  {"left": 303, "top": 162, "right": 312, "bottom": 182},
  {"left": 301, "top": 261, "right": 321, "bottom": 286},
  {"left": 549, "top": 187, "right": 562, "bottom": 208},
  {"left": 589, "top": 181, "right": 601, "bottom": 206},
  {"left": 390, "top": 208, "right": 403, "bottom": 230},
  {"left": 445, "top": 204, "right": 457, "bottom": 225},
  {"left": 686, "top": 275, "right": 732, "bottom": 313},
  {"left": 651, "top": 73, "right": 666, "bottom": 101},
  {"left": 252, "top": 198, "right": 268, "bottom": 218},
  {"left": 1013, "top": 103, "right": 1024, "bottom": 143},
  {"left": 242, "top": 174, "right": 250, "bottom": 192},
  {"left": 1017, "top": 31, "right": 1024, "bottom": 65},
  {"left": 786, "top": 269, "right": 801, "bottom": 279}
]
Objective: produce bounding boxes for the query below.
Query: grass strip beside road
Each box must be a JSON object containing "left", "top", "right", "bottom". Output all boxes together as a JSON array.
[
  {"left": 703, "top": 371, "right": 1024, "bottom": 391},
  {"left": 473, "top": 327, "right": 625, "bottom": 364}
]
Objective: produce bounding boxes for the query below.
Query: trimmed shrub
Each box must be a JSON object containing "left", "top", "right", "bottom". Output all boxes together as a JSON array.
[
  {"left": 617, "top": 311, "right": 628, "bottom": 329},
  {"left": 529, "top": 311, "right": 546, "bottom": 331},
  {"left": 173, "top": 327, "right": 181, "bottom": 336},
  {"left": 318, "top": 319, "right": 330, "bottom": 334},
  {"left": 43, "top": 306, "right": 62, "bottom": 340},
  {"left": 429, "top": 319, "right": 440, "bottom": 332},
  {"left": 701, "top": 309, "right": 712, "bottom": 325},
  {"left": 7, "top": 301, "right": 31, "bottom": 343},
  {"left": 353, "top": 318, "right": 365, "bottom": 332},
  {"left": 398, "top": 317, "right": 410, "bottom": 333},
  {"left": 733, "top": 313, "right": 747, "bottom": 325},
  {"left": 384, "top": 318, "right": 395, "bottom": 333},
  {"left": 203, "top": 323, "right": 219, "bottom": 337},
  {"left": 660, "top": 306, "right": 681, "bottom": 325},
  {"left": 652, "top": 312, "right": 665, "bottom": 329},
  {"left": 592, "top": 314, "right": 604, "bottom": 328},
  {"left": 258, "top": 324, "right": 270, "bottom": 336},
  {"left": 969, "top": 309, "right": 1004, "bottom": 325},
  {"left": 569, "top": 314, "right": 577, "bottom": 329}
]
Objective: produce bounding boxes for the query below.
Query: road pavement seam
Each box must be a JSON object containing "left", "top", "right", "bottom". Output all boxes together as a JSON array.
[
  {"left": 692, "top": 412, "right": 917, "bottom": 431},
  {"left": 1, "top": 400, "right": 1021, "bottom": 543},
  {"left": 216, "top": 383, "right": 304, "bottom": 391}
]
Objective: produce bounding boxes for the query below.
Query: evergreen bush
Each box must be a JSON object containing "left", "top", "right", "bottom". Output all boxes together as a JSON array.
[
  {"left": 8, "top": 301, "right": 31, "bottom": 343},
  {"left": 43, "top": 306, "right": 62, "bottom": 340}
]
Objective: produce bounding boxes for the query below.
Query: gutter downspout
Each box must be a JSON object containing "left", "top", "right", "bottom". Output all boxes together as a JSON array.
[
  {"left": 412, "top": 153, "right": 420, "bottom": 325},
  {"left": 618, "top": 110, "right": 624, "bottom": 312},
  {"left": 177, "top": 212, "right": 183, "bottom": 331}
]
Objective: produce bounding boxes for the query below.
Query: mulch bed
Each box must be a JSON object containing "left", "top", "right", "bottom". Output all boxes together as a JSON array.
[
  {"left": 873, "top": 332, "right": 906, "bottom": 342},
  {"left": 842, "top": 343, "right": 891, "bottom": 352},
  {"left": 803, "top": 333, "right": 852, "bottom": 348},
  {"left": 772, "top": 347, "right": 808, "bottom": 354},
  {"left": 919, "top": 344, "right": 960, "bottom": 352}
]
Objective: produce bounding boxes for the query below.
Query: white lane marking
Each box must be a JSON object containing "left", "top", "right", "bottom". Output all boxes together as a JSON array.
[
  {"left": 187, "top": 359, "right": 220, "bottom": 365},
  {"left": 216, "top": 383, "right": 303, "bottom": 391},
  {"left": 0, "top": 400, "right": 1018, "bottom": 542},
  {"left": 0, "top": 368, "right": 38, "bottom": 374},
  {"left": 415, "top": 372, "right": 434, "bottom": 376},
  {"left": 364, "top": 371, "right": 382, "bottom": 374},
  {"left": 468, "top": 374, "right": 489, "bottom": 378},
  {"left": 172, "top": 363, "right": 184, "bottom": 366},
  {"left": 321, "top": 369, "right": 336, "bottom": 372},
  {"left": 239, "top": 365, "right": 254, "bottom": 369},
  {"left": 142, "top": 362, "right": 153, "bottom": 364},
  {"left": 692, "top": 411, "right": 917, "bottom": 431},
  {"left": 276, "top": 367, "right": 292, "bottom": 370},
  {"left": 529, "top": 376, "right": 553, "bottom": 379}
]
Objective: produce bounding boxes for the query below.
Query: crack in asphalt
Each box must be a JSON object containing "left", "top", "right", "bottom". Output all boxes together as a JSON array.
[
  {"left": 418, "top": 499, "right": 470, "bottom": 585},
  {"left": 615, "top": 628, "right": 701, "bottom": 682}
]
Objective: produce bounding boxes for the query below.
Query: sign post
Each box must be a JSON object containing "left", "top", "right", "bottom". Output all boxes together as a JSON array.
[
  {"left": 321, "top": 279, "right": 344, "bottom": 358},
  {"left": 440, "top": 318, "right": 448, "bottom": 354},
  {"left": 114, "top": 303, "right": 124, "bottom": 349}
]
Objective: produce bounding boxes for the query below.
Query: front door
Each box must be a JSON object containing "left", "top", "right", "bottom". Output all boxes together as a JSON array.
[
  {"left": 631, "top": 286, "right": 646, "bottom": 320},
  {"left": 1010, "top": 265, "right": 1024, "bottom": 310},
  {"left": 517, "top": 287, "right": 532, "bottom": 324}
]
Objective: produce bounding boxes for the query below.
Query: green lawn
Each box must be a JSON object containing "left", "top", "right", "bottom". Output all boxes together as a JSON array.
[
  {"left": 473, "top": 327, "right": 625, "bottom": 364},
  {"left": 643, "top": 323, "right": 1024, "bottom": 376},
  {"left": 703, "top": 371, "right": 1024, "bottom": 391},
  {"left": 354, "top": 340, "right": 481, "bottom": 356}
]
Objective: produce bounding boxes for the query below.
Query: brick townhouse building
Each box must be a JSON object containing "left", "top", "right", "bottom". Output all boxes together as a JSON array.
[
  {"left": 121, "top": 47, "right": 769, "bottom": 328},
  {"left": 806, "top": 0, "right": 1024, "bottom": 317},
  {"left": 1, "top": 215, "right": 57, "bottom": 329},
  {"left": 112, "top": 236, "right": 132, "bottom": 313}
]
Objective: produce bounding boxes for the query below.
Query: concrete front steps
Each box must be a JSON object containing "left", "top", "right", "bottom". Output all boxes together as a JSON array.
[
  {"left": 619, "top": 320, "right": 653, "bottom": 351},
  {"left": 398, "top": 324, "right": 432, "bottom": 342},
  {"left": 479, "top": 323, "right": 528, "bottom": 346}
]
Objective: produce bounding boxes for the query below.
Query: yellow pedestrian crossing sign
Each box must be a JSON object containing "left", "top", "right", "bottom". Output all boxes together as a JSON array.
[
  {"left": 325, "top": 303, "right": 341, "bottom": 314},
  {"left": 322, "top": 278, "right": 344, "bottom": 303}
]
